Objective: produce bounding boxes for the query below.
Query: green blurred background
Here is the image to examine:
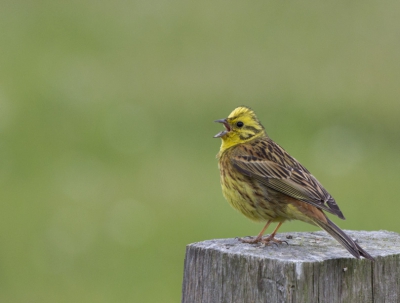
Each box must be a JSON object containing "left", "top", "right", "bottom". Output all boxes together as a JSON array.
[{"left": 1, "top": 1, "right": 400, "bottom": 302}]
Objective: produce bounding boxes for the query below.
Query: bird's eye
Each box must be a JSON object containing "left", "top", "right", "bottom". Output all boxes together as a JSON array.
[{"left": 236, "top": 121, "right": 244, "bottom": 127}]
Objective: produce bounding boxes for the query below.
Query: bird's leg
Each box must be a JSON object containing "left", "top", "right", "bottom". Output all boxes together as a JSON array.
[
  {"left": 239, "top": 220, "right": 271, "bottom": 244},
  {"left": 260, "top": 221, "right": 286, "bottom": 244}
]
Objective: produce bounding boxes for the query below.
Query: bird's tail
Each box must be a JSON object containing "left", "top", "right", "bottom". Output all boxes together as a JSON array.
[{"left": 314, "top": 217, "right": 374, "bottom": 261}]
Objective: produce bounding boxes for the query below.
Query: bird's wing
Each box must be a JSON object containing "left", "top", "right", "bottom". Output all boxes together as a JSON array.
[{"left": 231, "top": 143, "right": 345, "bottom": 219}]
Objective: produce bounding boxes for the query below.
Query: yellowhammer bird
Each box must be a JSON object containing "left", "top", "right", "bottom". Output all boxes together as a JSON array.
[{"left": 214, "top": 106, "right": 374, "bottom": 260}]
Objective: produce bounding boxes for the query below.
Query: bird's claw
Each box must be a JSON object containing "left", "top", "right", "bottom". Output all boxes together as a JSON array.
[{"left": 238, "top": 235, "right": 288, "bottom": 246}]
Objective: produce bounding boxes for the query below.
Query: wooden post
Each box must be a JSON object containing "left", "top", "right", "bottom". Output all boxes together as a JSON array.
[{"left": 182, "top": 230, "right": 400, "bottom": 303}]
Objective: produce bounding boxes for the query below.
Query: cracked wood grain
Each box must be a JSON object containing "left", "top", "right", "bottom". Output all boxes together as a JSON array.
[{"left": 182, "top": 230, "right": 400, "bottom": 303}]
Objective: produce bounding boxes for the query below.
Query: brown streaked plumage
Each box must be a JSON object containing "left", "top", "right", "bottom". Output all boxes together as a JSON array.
[{"left": 215, "top": 106, "right": 374, "bottom": 260}]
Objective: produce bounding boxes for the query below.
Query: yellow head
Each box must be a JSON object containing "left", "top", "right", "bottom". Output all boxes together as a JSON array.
[{"left": 214, "top": 106, "right": 266, "bottom": 151}]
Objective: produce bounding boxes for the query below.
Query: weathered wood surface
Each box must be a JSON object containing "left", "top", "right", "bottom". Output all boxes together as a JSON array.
[{"left": 182, "top": 230, "right": 400, "bottom": 303}]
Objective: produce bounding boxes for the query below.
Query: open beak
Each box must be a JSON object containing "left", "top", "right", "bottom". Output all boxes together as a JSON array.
[{"left": 214, "top": 119, "right": 231, "bottom": 138}]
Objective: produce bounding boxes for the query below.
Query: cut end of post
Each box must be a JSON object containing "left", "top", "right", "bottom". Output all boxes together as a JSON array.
[{"left": 182, "top": 230, "right": 400, "bottom": 303}]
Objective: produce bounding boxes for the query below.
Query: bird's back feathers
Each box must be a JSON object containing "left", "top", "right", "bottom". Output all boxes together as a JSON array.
[{"left": 230, "top": 137, "right": 345, "bottom": 219}]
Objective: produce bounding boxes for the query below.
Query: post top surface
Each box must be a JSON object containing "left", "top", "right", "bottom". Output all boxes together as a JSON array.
[{"left": 188, "top": 230, "right": 400, "bottom": 262}]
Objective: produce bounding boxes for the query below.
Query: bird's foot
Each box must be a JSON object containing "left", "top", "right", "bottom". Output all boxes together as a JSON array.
[
  {"left": 238, "top": 235, "right": 288, "bottom": 245},
  {"left": 238, "top": 236, "right": 262, "bottom": 244},
  {"left": 261, "top": 236, "right": 287, "bottom": 245}
]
